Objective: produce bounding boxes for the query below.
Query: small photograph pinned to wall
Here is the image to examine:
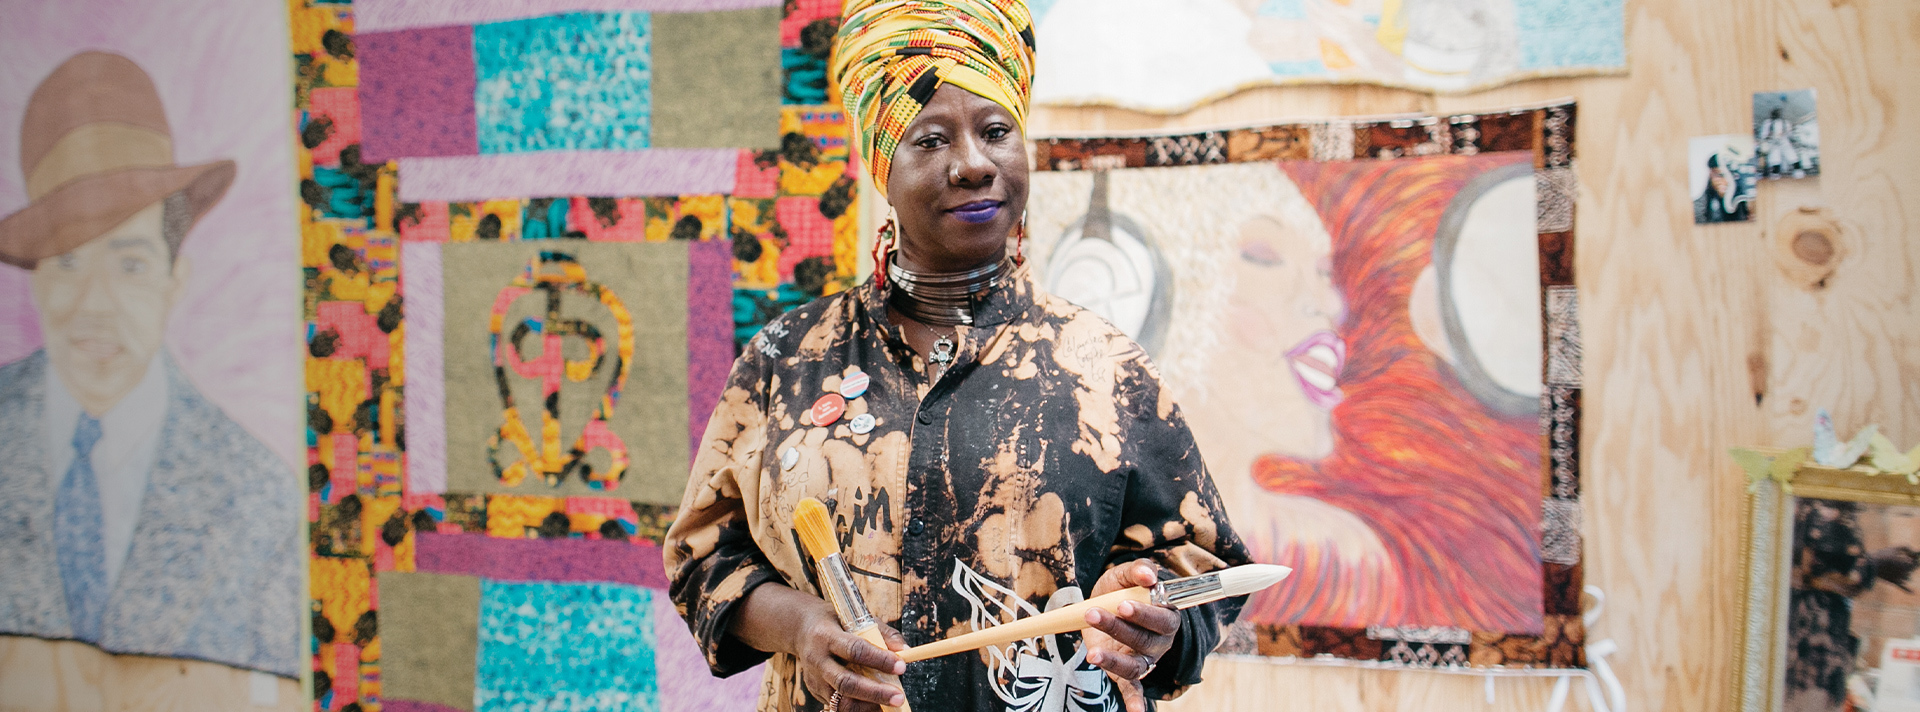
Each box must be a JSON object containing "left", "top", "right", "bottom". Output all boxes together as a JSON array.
[
  {"left": 1689, "top": 135, "right": 1758, "bottom": 224},
  {"left": 1754, "top": 89, "right": 1820, "bottom": 179}
]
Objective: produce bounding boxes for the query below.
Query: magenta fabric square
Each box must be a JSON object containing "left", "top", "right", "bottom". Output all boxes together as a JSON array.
[
  {"left": 686, "top": 239, "right": 733, "bottom": 458},
  {"left": 732, "top": 149, "right": 778, "bottom": 198},
  {"left": 413, "top": 532, "right": 670, "bottom": 588},
  {"left": 774, "top": 195, "right": 833, "bottom": 280},
  {"left": 358, "top": 26, "right": 479, "bottom": 162},
  {"left": 382, "top": 702, "right": 466, "bottom": 712}
]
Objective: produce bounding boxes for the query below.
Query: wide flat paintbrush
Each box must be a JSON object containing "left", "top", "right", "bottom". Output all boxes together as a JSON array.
[
  {"left": 897, "top": 563, "right": 1292, "bottom": 664},
  {"left": 794, "top": 498, "right": 911, "bottom": 712}
]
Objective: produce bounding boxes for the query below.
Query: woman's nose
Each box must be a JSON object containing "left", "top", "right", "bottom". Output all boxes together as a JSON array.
[{"left": 950, "top": 134, "right": 996, "bottom": 186}]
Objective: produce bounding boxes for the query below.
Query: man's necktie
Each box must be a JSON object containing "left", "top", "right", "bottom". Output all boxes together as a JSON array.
[{"left": 54, "top": 412, "right": 106, "bottom": 642}]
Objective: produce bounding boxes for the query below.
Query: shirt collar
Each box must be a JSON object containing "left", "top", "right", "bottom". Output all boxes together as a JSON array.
[{"left": 44, "top": 352, "right": 171, "bottom": 460}]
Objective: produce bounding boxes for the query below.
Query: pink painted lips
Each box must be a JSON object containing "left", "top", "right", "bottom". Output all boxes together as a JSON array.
[
  {"left": 1285, "top": 329, "right": 1345, "bottom": 409},
  {"left": 948, "top": 200, "right": 1002, "bottom": 224}
]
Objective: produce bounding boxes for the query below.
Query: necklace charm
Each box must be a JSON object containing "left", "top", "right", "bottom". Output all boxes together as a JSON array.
[{"left": 931, "top": 335, "right": 954, "bottom": 365}]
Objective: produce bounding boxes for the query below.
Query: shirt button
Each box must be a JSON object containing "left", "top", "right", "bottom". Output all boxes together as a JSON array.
[
  {"left": 917, "top": 412, "right": 932, "bottom": 425},
  {"left": 907, "top": 519, "right": 926, "bottom": 536}
]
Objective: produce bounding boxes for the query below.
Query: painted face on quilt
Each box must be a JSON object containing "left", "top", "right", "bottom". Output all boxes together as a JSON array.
[
  {"left": 885, "top": 83, "right": 1029, "bottom": 272},
  {"left": 1226, "top": 213, "right": 1344, "bottom": 457},
  {"left": 31, "top": 201, "right": 186, "bottom": 415}
]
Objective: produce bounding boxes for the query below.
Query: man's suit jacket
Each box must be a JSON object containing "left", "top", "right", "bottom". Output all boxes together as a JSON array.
[{"left": 0, "top": 350, "right": 299, "bottom": 676}]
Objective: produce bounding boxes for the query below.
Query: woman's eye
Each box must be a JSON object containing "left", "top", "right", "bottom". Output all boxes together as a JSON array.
[
  {"left": 121, "top": 257, "right": 147, "bottom": 275},
  {"left": 984, "top": 125, "right": 1010, "bottom": 140},
  {"left": 57, "top": 254, "right": 77, "bottom": 270},
  {"left": 915, "top": 134, "right": 946, "bottom": 149}
]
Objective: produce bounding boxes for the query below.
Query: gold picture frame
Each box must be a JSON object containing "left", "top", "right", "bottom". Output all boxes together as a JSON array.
[{"left": 1735, "top": 450, "right": 1920, "bottom": 712}]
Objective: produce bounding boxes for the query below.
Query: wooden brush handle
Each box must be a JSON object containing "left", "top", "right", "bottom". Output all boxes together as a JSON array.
[
  {"left": 897, "top": 586, "right": 1154, "bottom": 664},
  {"left": 851, "top": 625, "right": 912, "bottom": 712}
]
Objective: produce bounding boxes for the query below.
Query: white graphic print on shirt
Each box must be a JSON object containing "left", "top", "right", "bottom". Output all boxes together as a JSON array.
[{"left": 951, "top": 559, "right": 1118, "bottom": 712}]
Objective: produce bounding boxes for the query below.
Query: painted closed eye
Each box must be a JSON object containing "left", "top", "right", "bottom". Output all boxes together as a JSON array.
[
  {"left": 57, "top": 253, "right": 78, "bottom": 270},
  {"left": 1239, "top": 239, "right": 1283, "bottom": 267},
  {"left": 120, "top": 256, "right": 148, "bottom": 275}
]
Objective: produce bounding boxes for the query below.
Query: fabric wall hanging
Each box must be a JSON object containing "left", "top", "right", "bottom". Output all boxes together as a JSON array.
[
  {"left": 1025, "top": 102, "right": 1585, "bottom": 669},
  {"left": 0, "top": 0, "right": 304, "bottom": 678},
  {"left": 1028, "top": 0, "right": 1624, "bottom": 112},
  {"left": 293, "top": 0, "right": 858, "bottom": 707}
]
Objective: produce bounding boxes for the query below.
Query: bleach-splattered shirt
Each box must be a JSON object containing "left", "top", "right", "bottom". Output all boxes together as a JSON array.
[{"left": 665, "top": 267, "right": 1251, "bottom": 712}]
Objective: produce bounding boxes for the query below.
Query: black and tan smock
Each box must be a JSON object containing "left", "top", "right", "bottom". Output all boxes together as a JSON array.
[{"left": 665, "top": 267, "right": 1251, "bottom": 712}]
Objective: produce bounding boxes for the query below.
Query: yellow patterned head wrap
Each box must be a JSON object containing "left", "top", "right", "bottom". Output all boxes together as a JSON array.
[{"left": 829, "top": 0, "right": 1035, "bottom": 199}]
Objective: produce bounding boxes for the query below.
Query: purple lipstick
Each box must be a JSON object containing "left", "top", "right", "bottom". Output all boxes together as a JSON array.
[{"left": 949, "top": 200, "right": 1002, "bottom": 224}]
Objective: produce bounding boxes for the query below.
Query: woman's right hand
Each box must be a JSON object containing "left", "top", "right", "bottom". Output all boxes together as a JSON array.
[{"left": 730, "top": 583, "right": 908, "bottom": 711}]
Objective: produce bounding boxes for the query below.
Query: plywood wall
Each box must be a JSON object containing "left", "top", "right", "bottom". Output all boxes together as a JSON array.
[
  {"left": 1027, "top": 0, "right": 1920, "bottom": 710},
  {"left": 0, "top": 637, "right": 302, "bottom": 712}
]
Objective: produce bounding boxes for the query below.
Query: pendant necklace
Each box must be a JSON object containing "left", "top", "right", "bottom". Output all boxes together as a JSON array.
[{"left": 910, "top": 320, "right": 956, "bottom": 381}]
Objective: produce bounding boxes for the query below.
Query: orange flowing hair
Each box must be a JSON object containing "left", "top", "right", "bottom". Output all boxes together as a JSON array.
[{"left": 1248, "top": 154, "right": 1543, "bottom": 632}]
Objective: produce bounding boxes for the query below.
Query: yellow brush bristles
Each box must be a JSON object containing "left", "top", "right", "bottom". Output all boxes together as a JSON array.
[{"left": 793, "top": 497, "right": 840, "bottom": 563}]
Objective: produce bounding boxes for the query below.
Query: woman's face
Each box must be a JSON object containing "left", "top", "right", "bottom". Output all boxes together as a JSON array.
[
  {"left": 1187, "top": 212, "right": 1344, "bottom": 469},
  {"left": 1228, "top": 215, "right": 1345, "bottom": 414},
  {"left": 885, "top": 83, "right": 1029, "bottom": 272},
  {"left": 1709, "top": 164, "right": 1733, "bottom": 198}
]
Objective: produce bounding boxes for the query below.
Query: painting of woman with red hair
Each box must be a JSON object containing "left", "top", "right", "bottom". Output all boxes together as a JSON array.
[
  {"left": 1028, "top": 150, "right": 1549, "bottom": 636},
  {"left": 1242, "top": 153, "right": 1546, "bottom": 632}
]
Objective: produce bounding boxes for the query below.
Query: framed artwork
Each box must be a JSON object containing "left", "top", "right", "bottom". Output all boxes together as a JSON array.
[
  {"left": 1028, "top": 102, "right": 1585, "bottom": 671},
  {"left": 1738, "top": 460, "right": 1920, "bottom": 712}
]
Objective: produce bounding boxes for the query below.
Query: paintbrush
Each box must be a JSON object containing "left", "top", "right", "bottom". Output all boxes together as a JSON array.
[
  {"left": 794, "top": 498, "right": 911, "bottom": 712},
  {"left": 896, "top": 563, "right": 1291, "bottom": 664}
]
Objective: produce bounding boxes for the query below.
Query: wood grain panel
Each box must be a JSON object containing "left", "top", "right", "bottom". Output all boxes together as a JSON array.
[
  {"left": 1034, "top": 1, "right": 1920, "bottom": 710},
  {"left": 0, "top": 637, "right": 303, "bottom": 712}
]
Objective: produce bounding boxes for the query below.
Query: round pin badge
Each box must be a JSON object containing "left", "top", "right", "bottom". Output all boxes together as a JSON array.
[
  {"left": 840, "top": 371, "right": 870, "bottom": 399},
  {"left": 810, "top": 394, "right": 847, "bottom": 427},
  {"left": 848, "top": 413, "right": 876, "bottom": 434},
  {"left": 781, "top": 447, "right": 799, "bottom": 470}
]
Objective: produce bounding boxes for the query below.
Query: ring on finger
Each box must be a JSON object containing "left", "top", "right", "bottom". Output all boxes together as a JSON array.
[
  {"left": 828, "top": 690, "right": 841, "bottom": 712},
  {"left": 1136, "top": 654, "right": 1158, "bottom": 680}
]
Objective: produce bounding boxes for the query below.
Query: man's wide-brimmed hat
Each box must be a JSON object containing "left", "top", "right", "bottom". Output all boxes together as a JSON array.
[{"left": 0, "top": 51, "right": 235, "bottom": 269}]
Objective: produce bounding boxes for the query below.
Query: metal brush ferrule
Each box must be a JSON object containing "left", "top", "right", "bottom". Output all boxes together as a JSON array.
[
  {"left": 1152, "top": 572, "right": 1225, "bottom": 609},
  {"left": 819, "top": 553, "right": 877, "bottom": 632}
]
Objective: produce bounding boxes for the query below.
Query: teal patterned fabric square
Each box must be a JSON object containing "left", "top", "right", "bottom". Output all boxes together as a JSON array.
[
  {"left": 473, "top": 12, "right": 652, "bottom": 154},
  {"left": 476, "top": 580, "right": 658, "bottom": 712}
]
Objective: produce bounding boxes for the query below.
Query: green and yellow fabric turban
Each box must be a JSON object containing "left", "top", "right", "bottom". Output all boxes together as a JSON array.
[{"left": 829, "top": 0, "right": 1036, "bottom": 199}]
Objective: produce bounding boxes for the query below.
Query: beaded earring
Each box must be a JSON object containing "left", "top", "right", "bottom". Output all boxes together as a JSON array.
[
  {"left": 870, "top": 216, "right": 896, "bottom": 290},
  {"left": 1012, "top": 218, "right": 1028, "bottom": 266}
]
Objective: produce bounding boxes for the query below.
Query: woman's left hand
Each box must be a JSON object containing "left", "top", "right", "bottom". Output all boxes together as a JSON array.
[{"left": 1082, "top": 561, "right": 1181, "bottom": 712}]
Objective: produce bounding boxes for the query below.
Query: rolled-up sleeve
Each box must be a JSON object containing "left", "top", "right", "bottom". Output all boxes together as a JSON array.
[
  {"left": 1106, "top": 358, "right": 1253, "bottom": 701},
  {"left": 664, "top": 347, "right": 785, "bottom": 677}
]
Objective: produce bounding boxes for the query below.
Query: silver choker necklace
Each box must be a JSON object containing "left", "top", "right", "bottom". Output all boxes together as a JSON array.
[{"left": 886, "top": 254, "right": 1013, "bottom": 327}]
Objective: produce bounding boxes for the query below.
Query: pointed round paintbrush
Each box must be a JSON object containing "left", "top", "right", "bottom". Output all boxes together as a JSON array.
[{"left": 794, "top": 497, "right": 911, "bottom": 712}]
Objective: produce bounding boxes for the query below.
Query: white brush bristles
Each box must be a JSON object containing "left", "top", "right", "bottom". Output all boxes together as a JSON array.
[{"left": 1216, "top": 564, "right": 1292, "bottom": 598}]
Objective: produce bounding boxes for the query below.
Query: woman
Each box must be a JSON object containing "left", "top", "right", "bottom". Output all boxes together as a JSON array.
[
  {"left": 663, "top": 1, "right": 1250, "bottom": 711},
  {"left": 1693, "top": 153, "right": 1750, "bottom": 224}
]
